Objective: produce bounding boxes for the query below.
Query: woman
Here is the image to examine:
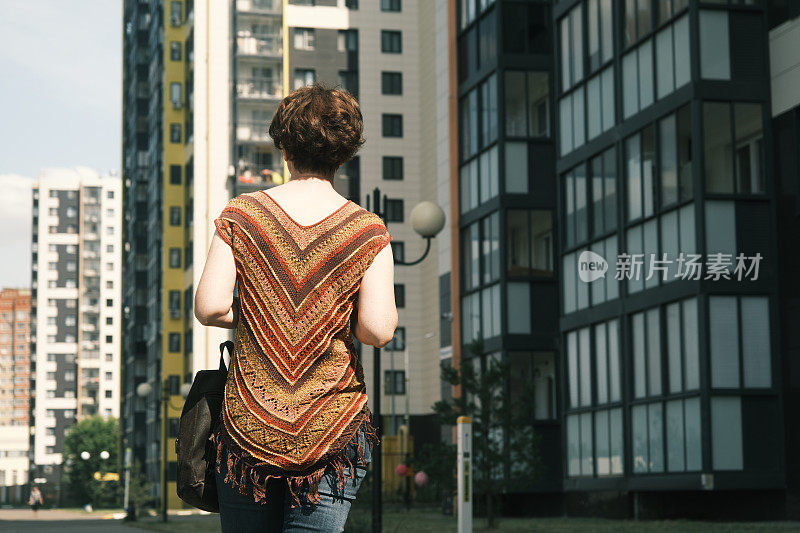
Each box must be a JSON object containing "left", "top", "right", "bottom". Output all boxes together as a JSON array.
[
  {"left": 195, "top": 84, "right": 397, "bottom": 532},
  {"left": 29, "top": 485, "right": 43, "bottom": 514}
]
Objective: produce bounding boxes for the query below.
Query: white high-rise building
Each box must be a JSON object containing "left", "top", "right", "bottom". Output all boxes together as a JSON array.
[{"left": 30, "top": 167, "right": 122, "bottom": 483}]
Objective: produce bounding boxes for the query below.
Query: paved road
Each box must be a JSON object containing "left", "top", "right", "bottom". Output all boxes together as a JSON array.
[{"left": 0, "top": 509, "right": 146, "bottom": 532}]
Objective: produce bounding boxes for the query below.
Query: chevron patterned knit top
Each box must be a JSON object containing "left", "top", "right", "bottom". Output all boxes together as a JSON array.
[{"left": 209, "top": 190, "right": 390, "bottom": 507}]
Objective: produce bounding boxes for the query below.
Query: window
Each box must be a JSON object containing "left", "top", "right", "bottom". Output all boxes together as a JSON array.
[
  {"left": 106, "top": 280, "right": 113, "bottom": 289},
  {"left": 699, "top": 10, "right": 730, "bottom": 80},
  {"left": 623, "top": 0, "right": 652, "bottom": 48},
  {"left": 106, "top": 317, "right": 113, "bottom": 325},
  {"left": 382, "top": 157, "right": 403, "bottom": 180},
  {"left": 658, "top": 0, "right": 688, "bottom": 24},
  {"left": 107, "top": 190, "right": 114, "bottom": 199},
  {"left": 381, "top": 30, "right": 402, "bottom": 53},
  {"left": 381, "top": 72, "right": 402, "bottom": 95},
  {"left": 293, "top": 28, "right": 315, "bottom": 50},
  {"left": 586, "top": 67, "right": 615, "bottom": 139},
  {"left": 105, "top": 390, "right": 113, "bottom": 398},
  {"left": 337, "top": 70, "right": 358, "bottom": 97},
  {"left": 559, "top": 4, "right": 583, "bottom": 91},
  {"left": 666, "top": 297, "right": 700, "bottom": 393},
  {"left": 459, "top": 27, "right": 478, "bottom": 82},
  {"left": 385, "top": 199, "right": 404, "bottom": 222},
  {"left": 631, "top": 308, "right": 662, "bottom": 399},
  {"left": 391, "top": 242, "right": 404, "bottom": 263},
  {"left": 293, "top": 69, "right": 315, "bottom": 90},
  {"left": 509, "top": 351, "right": 557, "bottom": 421},
  {"left": 169, "top": 206, "right": 182, "bottom": 226},
  {"left": 385, "top": 326, "right": 405, "bottom": 351},
  {"left": 382, "top": 114, "right": 403, "bottom": 137},
  {"left": 586, "top": 0, "right": 613, "bottom": 71},
  {"left": 631, "top": 402, "right": 664, "bottom": 473},
  {"left": 106, "top": 298, "right": 113, "bottom": 307},
  {"left": 625, "top": 124, "right": 656, "bottom": 222},
  {"left": 506, "top": 210, "right": 553, "bottom": 277},
  {"left": 659, "top": 104, "right": 693, "bottom": 206},
  {"left": 503, "top": 2, "right": 549, "bottom": 55},
  {"left": 169, "top": 248, "right": 182, "bottom": 269},
  {"left": 558, "top": 86, "right": 585, "bottom": 156},
  {"left": 394, "top": 284, "right": 405, "bottom": 308},
  {"left": 170, "top": 1, "right": 182, "bottom": 26},
  {"left": 381, "top": 0, "right": 400, "bottom": 11},
  {"left": 169, "top": 290, "right": 181, "bottom": 319},
  {"left": 384, "top": 370, "right": 405, "bottom": 395},
  {"left": 505, "top": 71, "right": 550, "bottom": 138},
  {"left": 170, "top": 41, "right": 182, "bottom": 61},
  {"left": 105, "top": 335, "right": 113, "bottom": 343},
  {"left": 711, "top": 396, "right": 742, "bottom": 470},
  {"left": 170, "top": 165, "right": 181, "bottom": 185},
  {"left": 477, "top": 8, "right": 497, "bottom": 68},
  {"left": 589, "top": 146, "right": 618, "bottom": 238},
  {"left": 168, "top": 332, "right": 181, "bottom": 353},
  {"left": 170, "top": 82, "right": 182, "bottom": 109},
  {"left": 337, "top": 30, "right": 358, "bottom": 52},
  {"left": 170, "top": 123, "right": 181, "bottom": 143},
  {"left": 622, "top": 39, "right": 654, "bottom": 119},
  {"left": 562, "top": 163, "right": 588, "bottom": 248},
  {"left": 566, "top": 412, "right": 596, "bottom": 476},
  {"left": 709, "top": 295, "right": 771, "bottom": 389},
  {"left": 704, "top": 102, "right": 764, "bottom": 194},
  {"left": 656, "top": 16, "right": 690, "bottom": 100}
]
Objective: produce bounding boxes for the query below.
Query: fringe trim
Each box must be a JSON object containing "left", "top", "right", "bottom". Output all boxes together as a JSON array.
[{"left": 210, "top": 404, "right": 380, "bottom": 509}]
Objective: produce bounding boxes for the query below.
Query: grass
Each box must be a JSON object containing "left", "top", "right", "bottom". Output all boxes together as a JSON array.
[{"left": 128, "top": 508, "right": 800, "bottom": 533}]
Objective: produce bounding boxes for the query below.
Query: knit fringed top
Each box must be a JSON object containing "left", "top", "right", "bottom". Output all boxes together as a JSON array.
[{"left": 210, "top": 191, "right": 392, "bottom": 507}]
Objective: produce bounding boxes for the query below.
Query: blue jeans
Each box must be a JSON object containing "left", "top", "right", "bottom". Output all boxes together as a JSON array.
[{"left": 216, "top": 429, "right": 372, "bottom": 532}]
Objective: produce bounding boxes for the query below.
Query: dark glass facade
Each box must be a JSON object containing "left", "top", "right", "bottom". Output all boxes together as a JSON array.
[{"left": 456, "top": 0, "right": 800, "bottom": 519}]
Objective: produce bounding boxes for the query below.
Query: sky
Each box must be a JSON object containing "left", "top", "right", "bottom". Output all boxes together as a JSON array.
[{"left": 0, "top": 0, "right": 121, "bottom": 287}]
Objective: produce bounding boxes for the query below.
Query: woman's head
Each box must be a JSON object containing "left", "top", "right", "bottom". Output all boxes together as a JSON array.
[{"left": 268, "top": 84, "right": 365, "bottom": 179}]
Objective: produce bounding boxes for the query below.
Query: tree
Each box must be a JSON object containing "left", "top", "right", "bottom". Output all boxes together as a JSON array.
[
  {"left": 62, "top": 416, "right": 120, "bottom": 508},
  {"left": 431, "top": 334, "right": 544, "bottom": 529}
]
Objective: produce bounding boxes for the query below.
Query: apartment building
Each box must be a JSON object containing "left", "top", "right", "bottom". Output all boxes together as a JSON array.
[
  {"left": 0, "top": 288, "right": 32, "bottom": 504},
  {"left": 0, "top": 289, "right": 32, "bottom": 426},
  {"left": 449, "top": 0, "right": 800, "bottom": 520},
  {"left": 123, "top": 0, "right": 450, "bottom": 504},
  {"left": 29, "top": 167, "right": 122, "bottom": 491},
  {"left": 121, "top": 0, "right": 194, "bottom": 508}
]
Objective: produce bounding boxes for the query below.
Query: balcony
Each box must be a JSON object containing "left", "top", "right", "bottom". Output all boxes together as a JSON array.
[
  {"left": 236, "top": 77, "right": 281, "bottom": 100},
  {"left": 236, "top": 121, "right": 273, "bottom": 143},
  {"left": 236, "top": 33, "right": 281, "bottom": 57},
  {"left": 237, "top": 0, "right": 280, "bottom": 15}
]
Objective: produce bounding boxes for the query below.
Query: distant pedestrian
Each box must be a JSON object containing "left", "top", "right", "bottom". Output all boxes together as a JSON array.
[{"left": 28, "top": 485, "right": 43, "bottom": 514}]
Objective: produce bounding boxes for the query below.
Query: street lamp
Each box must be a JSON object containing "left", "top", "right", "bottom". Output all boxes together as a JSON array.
[
  {"left": 136, "top": 380, "right": 192, "bottom": 522},
  {"left": 79, "top": 449, "right": 111, "bottom": 511},
  {"left": 365, "top": 187, "right": 446, "bottom": 533}
]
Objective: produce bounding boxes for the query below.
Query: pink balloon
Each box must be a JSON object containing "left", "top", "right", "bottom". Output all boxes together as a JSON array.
[
  {"left": 395, "top": 463, "right": 408, "bottom": 476},
  {"left": 414, "top": 471, "right": 429, "bottom": 487}
]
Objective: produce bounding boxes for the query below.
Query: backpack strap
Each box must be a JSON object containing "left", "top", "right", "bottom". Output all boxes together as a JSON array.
[{"left": 219, "top": 341, "right": 234, "bottom": 372}]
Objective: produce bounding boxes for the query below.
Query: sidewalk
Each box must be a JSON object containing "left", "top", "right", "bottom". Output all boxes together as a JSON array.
[{"left": 0, "top": 508, "right": 140, "bottom": 533}]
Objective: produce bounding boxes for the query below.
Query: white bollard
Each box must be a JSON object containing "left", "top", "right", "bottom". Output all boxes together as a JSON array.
[{"left": 457, "top": 416, "right": 472, "bottom": 533}]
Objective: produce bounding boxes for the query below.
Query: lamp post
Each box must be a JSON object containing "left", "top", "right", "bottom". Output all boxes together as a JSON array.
[
  {"left": 136, "top": 380, "right": 192, "bottom": 522},
  {"left": 79, "top": 449, "right": 110, "bottom": 511},
  {"left": 366, "top": 187, "right": 446, "bottom": 533}
]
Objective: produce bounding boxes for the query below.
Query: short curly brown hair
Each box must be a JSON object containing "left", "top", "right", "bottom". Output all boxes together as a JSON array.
[{"left": 268, "top": 84, "right": 365, "bottom": 176}]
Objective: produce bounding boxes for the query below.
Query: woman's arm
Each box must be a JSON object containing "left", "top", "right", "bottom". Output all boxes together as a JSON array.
[{"left": 194, "top": 230, "right": 238, "bottom": 329}]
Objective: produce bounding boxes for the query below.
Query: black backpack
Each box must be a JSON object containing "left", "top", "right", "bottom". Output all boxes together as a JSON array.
[{"left": 175, "top": 341, "right": 233, "bottom": 512}]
